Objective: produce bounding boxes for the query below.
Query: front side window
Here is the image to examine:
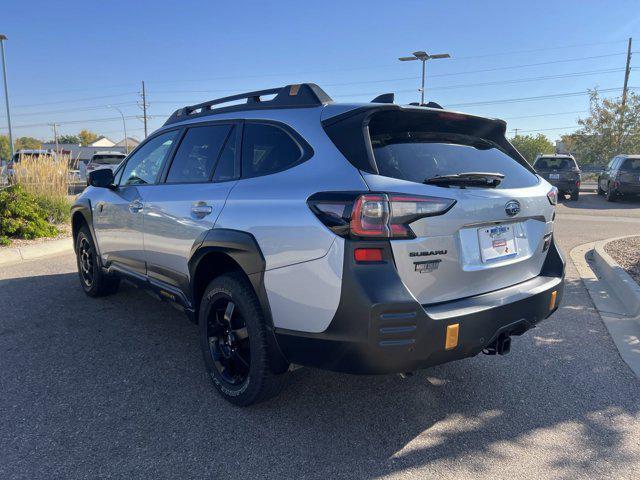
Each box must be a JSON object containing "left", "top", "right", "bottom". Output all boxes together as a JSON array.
[
  {"left": 119, "top": 130, "right": 178, "bottom": 186},
  {"left": 166, "top": 124, "right": 232, "bottom": 183},
  {"left": 241, "top": 123, "right": 302, "bottom": 178}
]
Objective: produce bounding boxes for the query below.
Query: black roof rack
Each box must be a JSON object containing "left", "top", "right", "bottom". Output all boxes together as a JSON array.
[{"left": 164, "top": 83, "right": 332, "bottom": 126}]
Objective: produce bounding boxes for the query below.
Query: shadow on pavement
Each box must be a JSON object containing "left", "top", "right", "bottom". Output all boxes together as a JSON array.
[{"left": 0, "top": 271, "right": 638, "bottom": 479}]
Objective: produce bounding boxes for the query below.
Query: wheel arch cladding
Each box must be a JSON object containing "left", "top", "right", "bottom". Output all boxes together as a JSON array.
[
  {"left": 70, "top": 198, "right": 94, "bottom": 254},
  {"left": 188, "top": 228, "right": 289, "bottom": 373}
]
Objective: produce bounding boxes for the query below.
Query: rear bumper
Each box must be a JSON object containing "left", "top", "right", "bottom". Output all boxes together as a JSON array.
[
  {"left": 616, "top": 183, "right": 640, "bottom": 195},
  {"left": 275, "top": 238, "right": 565, "bottom": 374},
  {"left": 549, "top": 179, "right": 579, "bottom": 193}
]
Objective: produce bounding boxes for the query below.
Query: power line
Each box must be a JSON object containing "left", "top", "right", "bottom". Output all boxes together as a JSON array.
[
  {"left": 10, "top": 91, "right": 138, "bottom": 110},
  {"left": 446, "top": 86, "right": 638, "bottom": 108},
  {"left": 143, "top": 51, "right": 631, "bottom": 86},
  {"left": 454, "top": 39, "right": 629, "bottom": 60},
  {"left": 503, "top": 110, "right": 588, "bottom": 120},
  {"left": 0, "top": 101, "right": 138, "bottom": 119},
  {"left": 4, "top": 52, "right": 635, "bottom": 113}
]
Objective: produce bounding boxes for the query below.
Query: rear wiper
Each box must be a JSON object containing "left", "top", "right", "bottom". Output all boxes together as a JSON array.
[{"left": 423, "top": 172, "right": 504, "bottom": 188}]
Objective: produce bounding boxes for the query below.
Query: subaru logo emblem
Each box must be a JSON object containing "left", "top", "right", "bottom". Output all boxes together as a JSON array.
[{"left": 505, "top": 200, "right": 521, "bottom": 217}]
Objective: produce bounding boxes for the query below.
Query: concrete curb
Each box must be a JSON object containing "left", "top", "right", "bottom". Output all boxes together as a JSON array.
[
  {"left": 593, "top": 235, "right": 640, "bottom": 317},
  {"left": 570, "top": 241, "right": 640, "bottom": 379},
  {"left": 0, "top": 237, "right": 73, "bottom": 267}
]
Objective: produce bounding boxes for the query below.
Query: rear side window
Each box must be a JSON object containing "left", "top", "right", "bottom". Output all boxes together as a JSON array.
[
  {"left": 620, "top": 158, "right": 640, "bottom": 171},
  {"left": 166, "top": 124, "right": 232, "bottom": 183},
  {"left": 371, "top": 132, "right": 539, "bottom": 189},
  {"left": 533, "top": 157, "right": 577, "bottom": 170},
  {"left": 241, "top": 123, "right": 302, "bottom": 178},
  {"left": 213, "top": 127, "right": 239, "bottom": 182}
]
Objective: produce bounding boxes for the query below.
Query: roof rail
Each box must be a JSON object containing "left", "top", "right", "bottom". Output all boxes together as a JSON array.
[{"left": 164, "top": 83, "right": 332, "bottom": 125}]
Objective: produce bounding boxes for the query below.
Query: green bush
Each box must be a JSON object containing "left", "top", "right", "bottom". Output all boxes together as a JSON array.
[
  {"left": 0, "top": 185, "right": 59, "bottom": 244},
  {"left": 35, "top": 195, "right": 71, "bottom": 224}
]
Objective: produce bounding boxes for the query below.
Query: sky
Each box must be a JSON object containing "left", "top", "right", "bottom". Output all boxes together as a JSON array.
[{"left": 1, "top": 0, "right": 639, "bottom": 143}]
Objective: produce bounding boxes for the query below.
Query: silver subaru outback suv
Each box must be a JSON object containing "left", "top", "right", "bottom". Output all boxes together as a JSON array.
[{"left": 72, "top": 83, "right": 565, "bottom": 406}]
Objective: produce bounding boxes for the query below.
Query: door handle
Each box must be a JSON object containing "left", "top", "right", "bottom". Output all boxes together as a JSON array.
[
  {"left": 191, "top": 202, "right": 213, "bottom": 218},
  {"left": 128, "top": 199, "right": 143, "bottom": 213}
]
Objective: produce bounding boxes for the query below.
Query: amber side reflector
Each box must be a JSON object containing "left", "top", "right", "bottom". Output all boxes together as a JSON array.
[
  {"left": 549, "top": 290, "right": 557, "bottom": 310},
  {"left": 445, "top": 324, "right": 459, "bottom": 350}
]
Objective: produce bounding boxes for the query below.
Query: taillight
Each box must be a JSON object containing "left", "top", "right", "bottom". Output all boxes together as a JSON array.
[
  {"left": 547, "top": 187, "right": 558, "bottom": 205},
  {"left": 308, "top": 192, "right": 455, "bottom": 239}
]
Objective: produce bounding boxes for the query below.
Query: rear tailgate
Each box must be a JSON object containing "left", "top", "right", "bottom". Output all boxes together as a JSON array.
[
  {"left": 322, "top": 105, "right": 556, "bottom": 305},
  {"left": 364, "top": 174, "right": 553, "bottom": 304}
]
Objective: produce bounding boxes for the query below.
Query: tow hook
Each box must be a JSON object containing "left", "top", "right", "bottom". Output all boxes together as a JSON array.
[{"left": 483, "top": 334, "right": 512, "bottom": 356}]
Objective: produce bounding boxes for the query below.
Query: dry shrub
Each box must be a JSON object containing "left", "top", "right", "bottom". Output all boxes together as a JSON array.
[
  {"left": 13, "top": 154, "right": 71, "bottom": 223},
  {"left": 14, "top": 154, "right": 69, "bottom": 199}
]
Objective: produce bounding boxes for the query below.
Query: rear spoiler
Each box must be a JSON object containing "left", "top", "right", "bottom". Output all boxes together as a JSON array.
[{"left": 322, "top": 105, "right": 533, "bottom": 175}]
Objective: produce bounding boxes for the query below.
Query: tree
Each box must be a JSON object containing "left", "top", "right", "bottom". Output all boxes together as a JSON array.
[
  {"left": 0, "top": 135, "right": 10, "bottom": 162},
  {"left": 564, "top": 89, "right": 640, "bottom": 165},
  {"left": 78, "top": 130, "right": 99, "bottom": 146},
  {"left": 510, "top": 133, "right": 555, "bottom": 164},
  {"left": 57, "top": 134, "right": 80, "bottom": 144},
  {"left": 14, "top": 137, "right": 42, "bottom": 151}
]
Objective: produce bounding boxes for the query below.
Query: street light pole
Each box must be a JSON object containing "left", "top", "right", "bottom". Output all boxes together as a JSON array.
[
  {"left": 399, "top": 50, "right": 451, "bottom": 105},
  {"left": 108, "top": 105, "right": 129, "bottom": 154},
  {"left": 0, "top": 34, "right": 14, "bottom": 159}
]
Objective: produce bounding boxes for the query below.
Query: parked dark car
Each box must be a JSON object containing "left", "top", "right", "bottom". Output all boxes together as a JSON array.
[
  {"left": 598, "top": 155, "right": 640, "bottom": 202},
  {"left": 533, "top": 154, "right": 581, "bottom": 201}
]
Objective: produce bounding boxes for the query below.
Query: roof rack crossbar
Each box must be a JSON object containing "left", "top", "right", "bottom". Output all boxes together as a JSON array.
[{"left": 164, "top": 83, "right": 332, "bottom": 126}]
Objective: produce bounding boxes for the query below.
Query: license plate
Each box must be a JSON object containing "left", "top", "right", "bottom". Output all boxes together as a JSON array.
[
  {"left": 478, "top": 224, "right": 517, "bottom": 262},
  {"left": 550, "top": 173, "right": 560, "bottom": 180}
]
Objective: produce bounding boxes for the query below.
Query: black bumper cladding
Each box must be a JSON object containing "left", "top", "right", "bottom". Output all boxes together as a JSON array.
[{"left": 275, "top": 238, "right": 565, "bottom": 375}]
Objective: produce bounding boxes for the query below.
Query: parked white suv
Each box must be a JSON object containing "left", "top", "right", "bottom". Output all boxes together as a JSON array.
[
  {"left": 84, "top": 151, "right": 126, "bottom": 178},
  {"left": 72, "top": 84, "right": 565, "bottom": 405}
]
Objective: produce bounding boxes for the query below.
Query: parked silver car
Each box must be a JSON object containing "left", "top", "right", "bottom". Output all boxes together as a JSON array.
[{"left": 72, "top": 83, "right": 565, "bottom": 405}]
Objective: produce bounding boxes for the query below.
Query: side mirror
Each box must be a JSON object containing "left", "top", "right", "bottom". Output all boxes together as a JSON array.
[{"left": 88, "top": 169, "right": 115, "bottom": 188}]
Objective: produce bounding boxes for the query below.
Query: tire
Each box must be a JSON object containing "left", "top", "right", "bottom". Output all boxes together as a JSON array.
[
  {"left": 570, "top": 191, "right": 579, "bottom": 201},
  {"left": 75, "top": 226, "right": 120, "bottom": 297},
  {"left": 199, "top": 272, "right": 288, "bottom": 406},
  {"left": 605, "top": 184, "right": 617, "bottom": 202}
]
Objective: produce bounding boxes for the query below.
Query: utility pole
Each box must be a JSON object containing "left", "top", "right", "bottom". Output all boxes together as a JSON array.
[
  {"left": 619, "top": 37, "right": 633, "bottom": 149},
  {"left": 0, "top": 34, "right": 14, "bottom": 160},
  {"left": 50, "top": 123, "right": 59, "bottom": 154},
  {"left": 141, "top": 81, "right": 148, "bottom": 138},
  {"left": 514, "top": 128, "right": 520, "bottom": 137}
]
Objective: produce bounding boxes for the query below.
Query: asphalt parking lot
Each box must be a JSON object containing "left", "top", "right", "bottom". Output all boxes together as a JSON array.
[{"left": 1, "top": 191, "right": 639, "bottom": 479}]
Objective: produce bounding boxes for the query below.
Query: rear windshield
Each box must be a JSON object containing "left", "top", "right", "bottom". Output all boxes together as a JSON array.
[
  {"left": 370, "top": 132, "right": 539, "bottom": 189},
  {"left": 620, "top": 158, "right": 640, "bottom": 171},
  {"left": 91, "top": 155, "right": 124, "bottom": 165},
  {"left": 533, "top": 157, "right": 577, "bottom": 170}
]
